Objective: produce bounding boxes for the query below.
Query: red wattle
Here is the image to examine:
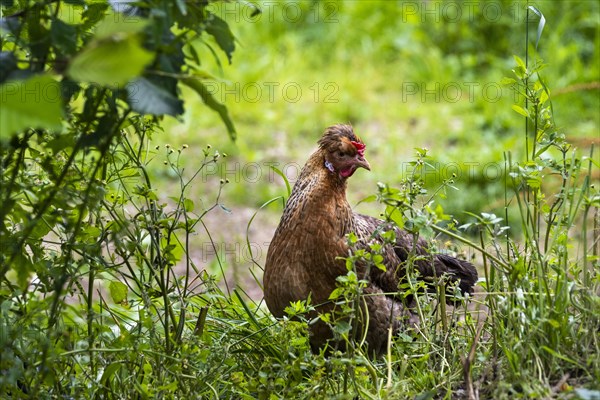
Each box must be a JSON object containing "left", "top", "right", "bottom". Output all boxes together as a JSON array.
[{"left": 340, "top": 167, "right": 355, "bottom": 178}]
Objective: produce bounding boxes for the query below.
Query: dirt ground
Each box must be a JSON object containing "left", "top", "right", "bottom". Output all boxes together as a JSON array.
[{"left": 183, "top": 205, "right": 278, "bottom": 302}]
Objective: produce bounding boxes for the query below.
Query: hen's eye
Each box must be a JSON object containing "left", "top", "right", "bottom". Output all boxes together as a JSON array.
[{"left": 337, "top": 151, "right": 345, "bottom": 157}]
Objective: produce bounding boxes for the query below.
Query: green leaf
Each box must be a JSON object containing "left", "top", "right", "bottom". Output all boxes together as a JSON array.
[
  {"left": 526, "top": 175, "right": 542, "bottom": 189},
  {"left": 234, "top": 290, "right": 261, "bottom": 329},
  {"left": 333, "top": 320, "right": 351, "bottom": 336},
  {"left": 513, "top": 55, "right": 526, "bottom": 70},
  {"left": 347, "top": 232, "right": 358, "bottom": 245},
  {"left": 46, "top": 133, "right": 75, "bottom": 153},
  {"left": 0, "top": 75, "right": 63, "bottom": 141},
  {"left": 188, "top": 66, "right": 218, "bottom": 81},
  {"left": 512, "top": 55, "right": 527, "bottom": 79},
  {"left": 51, "top": 19, "right": 78, "bottom": 55},
  {"left": 100, "top": 362, "right": 122, "bottom": 386},
  {"left": 539, "top": 89, "right": 549, "bottom": 105},
  {"left": 527, "top": 6, "right": 546, "bottom": 50},
  {"left": 500, "top": 77, "right": 516, "bottom": 86},
  {"left": 127, "top": 77, "right": 184, "bottom": 116},
  {"left": 14, "top": 253, "right": 34, "bottom": 290},
  {"left": 534, "top": 143, "right": 551, "bottom": 158},
  {"left": 386, "top": 206, "right": 404, "bottom": 229},
  {"left": 512, "top": 67, "right": 526, "bottom": 80},
  {"left": 511, "top": 105, "right": 530, "bottom": 118},
  {"left": 68, "top": 35, "right": 153, "bottom": 86},
  {"left": 57, "top": 3, "right": 86, "bottom": 25},
  {"left": 540, "top": 346, "right": 579, "bottom": 366},
  {"left": 184, "top": 198, "right": 194, "bottom": 212},
  {"left": 181, "top": 77, "right": 236, "bottom": 139},
  {"left": 186, "top": 43, "right": 201, "bottom": 66},
  {"left": 546, "top": 319, "right": 560, "bottom": 328},
  {"left": 94, "top": 10, "right": 150, "bottom": 39},
  {"left": 206, "top": 13, "right": 235, "bottom": 64},
  {"left": 109, "top": 281, "right": 128, "bottom": 304},
  {"left": 329, "top": 287, "right": 343, "bottom": 300},
  {"left": 83, "top": 225, "right": 102, "bottom": 237},
  {"left": 356, "top": 194, "right": 377, "bottom": 206}
]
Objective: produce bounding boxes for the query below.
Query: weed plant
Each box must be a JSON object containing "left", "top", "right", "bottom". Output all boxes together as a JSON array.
[{"left": 2, "top": 54, "right": 596, "bottom": 398}]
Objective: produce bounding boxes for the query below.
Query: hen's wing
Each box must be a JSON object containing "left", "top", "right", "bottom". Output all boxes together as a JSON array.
[{"left": 353, "top": 213, "right": 478, "bottom": 301}]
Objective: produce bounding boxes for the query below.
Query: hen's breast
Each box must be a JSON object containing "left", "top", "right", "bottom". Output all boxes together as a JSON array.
[{"left": 263, "top": 170, "right": 353, "bottom": 317}]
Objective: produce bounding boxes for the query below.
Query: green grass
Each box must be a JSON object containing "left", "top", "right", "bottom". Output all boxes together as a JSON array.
[
  {"left": 148, "top": 2, "right": 600, "bottom": 396},
  {"left": 162, "top": 0, "right": 599, "bottom": 218}
]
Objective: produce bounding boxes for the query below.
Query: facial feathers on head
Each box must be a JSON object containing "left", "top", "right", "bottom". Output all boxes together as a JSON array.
[{"left": 318, "top": 124, "right": 366, "bottom": 155}]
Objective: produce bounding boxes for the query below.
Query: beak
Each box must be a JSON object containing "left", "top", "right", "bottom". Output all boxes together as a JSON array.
[{"left": 356, "top": 155, "right": 371, "bottom": 171}]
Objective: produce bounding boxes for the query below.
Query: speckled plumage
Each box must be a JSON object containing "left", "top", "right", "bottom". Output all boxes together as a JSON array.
[{"left": 263, "top": 124, "right": 478, "bottom": 356}]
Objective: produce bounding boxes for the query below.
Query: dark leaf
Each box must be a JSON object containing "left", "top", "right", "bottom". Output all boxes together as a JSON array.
[
  {"left": 51, "top": 19, "right": 78, "bottom": 55},
  {"left": 205, "top": 13, "right": 235, "bottom": 64},
  {"left": 60, "top": 78, "right": 81, "bottom": 104},
  {"left": 248, "top": 3, "right": 261, "bottom": 18},
  {"left": 81, "top": 86, "right": 99, "bottom": 121},
  {"left": 0, "top": 51, "right": 17, "bottom": 83},
  {"left": 127, "top": 77, "right": 184, "bottom": 116},
  {"left": 81, "top": 114, "right": 113, "bottom": 148},
  {"left": 46, "top": 134, "right": 76, "bottom": 154},
  {"left": 155, "top": 51, "right": 184, "bottom": 94},
  {"left": 81, "top": 3, "right": 110, "bottom": 31},
  {"left": 181, "top": 77, "right": 236, "bottom": 139},
  {"left": 99, "top": 363, "right": 122, "bottom": 387},
  {"left": 26, "top": 5, "right": 51, "bottom": 72},
  {"left": 0, "top": 16, "right": 20, "bottom": 36}
]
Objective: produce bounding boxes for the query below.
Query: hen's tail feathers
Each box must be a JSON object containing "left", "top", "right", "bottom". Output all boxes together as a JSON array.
[{"left": 436, "top": 254, "right": 478, "bottom": 296}]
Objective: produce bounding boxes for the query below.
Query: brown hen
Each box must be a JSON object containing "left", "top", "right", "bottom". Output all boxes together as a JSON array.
[{"left": 263, "top": 124, "right": 478, "bottom": 356}]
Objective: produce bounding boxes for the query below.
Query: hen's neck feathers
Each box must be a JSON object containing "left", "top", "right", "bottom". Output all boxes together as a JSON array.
[{"left": 277, "top": 148, "right": 354, "bottom": 236}]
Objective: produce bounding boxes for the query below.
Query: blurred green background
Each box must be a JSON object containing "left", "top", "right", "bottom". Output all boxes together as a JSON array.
[{"left": 154, "top": 0, "right": 598, "bottom": 289}]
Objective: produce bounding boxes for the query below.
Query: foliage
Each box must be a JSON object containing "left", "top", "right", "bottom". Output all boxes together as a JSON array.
[
  {"left": 0, "top": 127, "right": 229, "bottom": 397},
  {"left": 0, "top": 0, "right": 241, "bottom": 397},
  {"left": 0, "top": 1, "right": 599, "bottom": 399},
  {"left": 0, "top": 0, "right": 240, "bottom": 274}
]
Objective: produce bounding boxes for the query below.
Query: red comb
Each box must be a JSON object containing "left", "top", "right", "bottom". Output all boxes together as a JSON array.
[{"left": 351, "top": 141, "right": 365, "bottom": 157}]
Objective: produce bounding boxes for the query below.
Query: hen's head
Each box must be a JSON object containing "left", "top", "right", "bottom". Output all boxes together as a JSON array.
[{"left": 318, "top": 124, "right": 370, "bottom": 179}]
